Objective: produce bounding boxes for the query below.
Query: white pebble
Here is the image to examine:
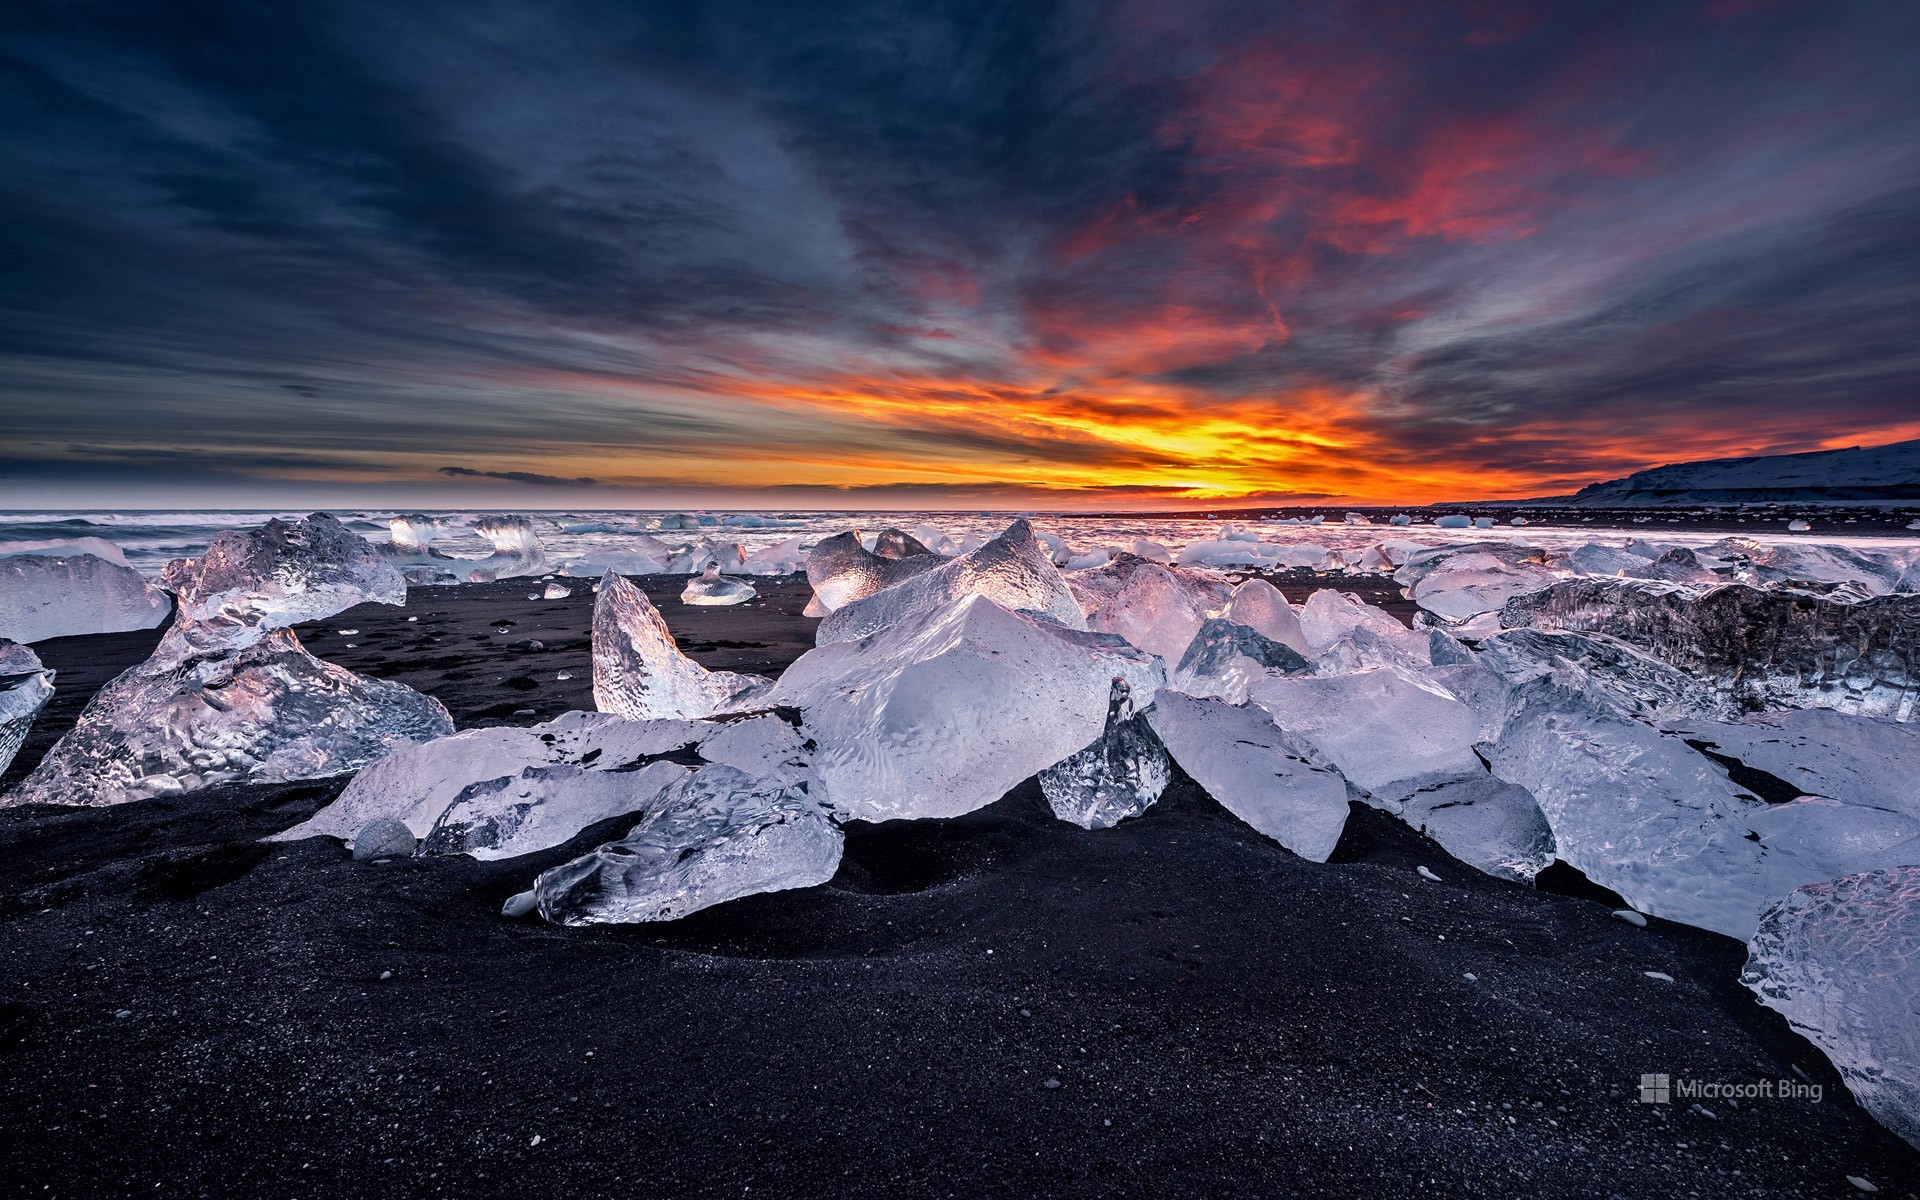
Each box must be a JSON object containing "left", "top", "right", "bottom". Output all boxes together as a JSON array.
[
  {"left": 1644, "top": 970, "right": 1674, "bottom": 982},
  {"left": 1612, "top": 909, "right": 1648, "bottom": 927},
  {"left": 1417, "top": 866, "right": 1442, "bottom": 882}
]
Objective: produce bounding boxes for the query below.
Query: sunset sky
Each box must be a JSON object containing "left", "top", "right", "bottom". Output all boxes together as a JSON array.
[{"left": 1, "top": 0, "right": 1917, "bottom": 509}]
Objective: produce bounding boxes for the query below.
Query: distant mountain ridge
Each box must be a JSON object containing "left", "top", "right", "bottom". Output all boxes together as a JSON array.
[{"left": 1541, "top": 438, "right": 1920, "bottom": 505}]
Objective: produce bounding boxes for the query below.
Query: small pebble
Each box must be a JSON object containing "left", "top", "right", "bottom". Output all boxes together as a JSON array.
[
  {"left": 1043, "top": 1079, "right": 1062, "bottom": 1090},
  {"left": 1462, "top": 972, "right": 1477, "bottom": 982},
  {"left": 515, "top": 639, "right": 544, "bottom": 651},
  {"left": 378, "top": 971, "right": 393, "bottom": 981},
  {"left": 1417, "top": 866, "right": 1442, "bottom": 882},
  {"left": 501, "top": 891, "right": 539, "bottom": 918},
  {"left": 530, "top": 1134, "right": 543, "bottom": 1147},
  {"left": 1848, "top": 1177, "right": 1878, "bottom": 1193},
  {"left": 556, "top": 671, "right": 573, "bottom": 681},
  {"left": 1019, "top": 1009, "right": 1031, "bottom": 1018},
  {"left": 114, "top": 1009, "right": 132, "bottom": 1019},
  {"left": 512, "top": 708, "right": 538, "bottom": 718},
  {"left": 1612, "top": 909, "right": 1648, "bottom": 927},
  {"left": 1644, "top": 970, "right": 1675, "bottom": 982},
  {"left": 352, "top": 818, "right": 417, "bottom": 862}
]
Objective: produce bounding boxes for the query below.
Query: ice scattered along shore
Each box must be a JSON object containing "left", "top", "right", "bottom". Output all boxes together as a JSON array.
[
  {"left": 804, "top": 530, "right": 946, "bottom": 614},
  {"left": 592, "top": 572, "right": 770, "bottom": 719},
  {"left": 815, "top": 519, "right": 1086, "bottom": 646},
  {"left": 5, "top": 514, "right": 450, "bottom": 807},
  {"left": 1039, "top": 679, "right": 1171, "bottom": 830},
  {"left": 680, "top": 562, "right": 757, "bottom": 606},
  {"left": 1502, "top": 579, "right": 1920, "bottom": 722},
  {"left": 278, "top": 709, "right": 807, "bottom": 860},
  {"left": 523, "top": 764, "right": 842, "bottom": 925},
  {"left": 1743, "top": 866, "right": 1920, "bottom": 1150},
  {"left": 772, "top": 594, "right": 1162, "bottom": 822},
  {"left": 1147, "top": 691, "right": 1351, "bottom": 862},
  {"left": 0, "top": 551, "right": 171, "bottom": 644},
  {"left": 464, "top": 515, "right": 547, "bottom": 582},
  {"left": 0, "top": 640, "right": 54, "bottom": 776}
]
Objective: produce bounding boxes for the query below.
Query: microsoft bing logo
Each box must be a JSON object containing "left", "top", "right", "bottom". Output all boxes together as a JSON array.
[{"left": 1639, "top": 1073, "right": 1671, "bottom": 1104}]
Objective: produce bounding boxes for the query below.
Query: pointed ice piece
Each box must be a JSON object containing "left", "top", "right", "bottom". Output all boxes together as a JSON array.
[
  {"left": 803, "top": 530, "right": 946, "bottom": 613},
  {"left": 815, "top": 519, "right": 1087, "bottom": 646},
  {"left": 0, "top": 640, "right": 54, "bottom": 776},
  {"left": 1500, "top": 579, "right": 1920, "bottom": 722},
  {"left": 1487, "top": 678, "right": 1920, "bottom": 939},
  {"left": 1742, "top": 866, "right": 1920, "bottom": 1151},
  {"left": 160, "top": 513, "right": 404, "bottom": 652},
  {"left": 1248, "top": 666, "right": 1483, "bottom": 800},
  {"left": 1394, "top": 775, "right": 1555, "bottom": 883},
  {"left": 771, "top": 594, "right": 1162, "bottom": 822},
  {"left": 464, "top": 515, "right": 547, "bottom": 582},
  {"left": 873, "top": 529, "right": 934, "bottom": 559},
  {"left": 1296, "top": 589, "right": 1426, "bottom": 662},
  {"left": 0, "top": 552, "right": 172, "bottom": 644},
  {"left": 1147, "top": 691, "right": 1350, "bottom": 861},
  {"left": 1225, "top": 578, "right": 1310, "bottom": 656},
  {"left": 5, "top": 629, "right": 452, "bottom": 808},
  {"left": 680, "top": 562, "right": 757, "bottom": 606},
  {"left": 528, "top": 764, "right": 842, "bottom": 925},
  {"left": 1171, "top": 618, "right": 1313, "bottom": 703},
  {"left": 1475, "top": 628, "right": 1725, "bottom": 721},
  {"left": 1039, "top": 679, "right": 1171, "bottom": 829},
  {"left": 593, "top": 572, "right": 769, "bottom": 719},
  {"left": 1663, "top": 708, "right": 1920, "bottom": 819}
]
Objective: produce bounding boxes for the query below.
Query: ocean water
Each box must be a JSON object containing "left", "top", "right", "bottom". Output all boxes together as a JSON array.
[{"left": 0, "top": 508, "right": 1914, "bottom": 577}]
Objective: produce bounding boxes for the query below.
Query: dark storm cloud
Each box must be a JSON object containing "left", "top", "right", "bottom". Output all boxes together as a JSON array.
[
  {"left": 0, "top": 0, "right": 1916, "bottom": 501},
  {"left": 438, "top": 466, "right": 602, "bottom": 486}
]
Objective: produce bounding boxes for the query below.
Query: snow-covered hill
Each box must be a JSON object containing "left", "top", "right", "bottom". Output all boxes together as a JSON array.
[{"left": 1553, "top": 438, "right": 1920, "bottom": 505}]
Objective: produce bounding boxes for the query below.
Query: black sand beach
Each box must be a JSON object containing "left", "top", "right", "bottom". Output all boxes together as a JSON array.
[{"left": 2, "top": 574, "right": 1916, "bottom": 1197}]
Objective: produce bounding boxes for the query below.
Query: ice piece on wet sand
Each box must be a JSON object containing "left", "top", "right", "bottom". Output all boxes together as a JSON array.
[
  {"left": 1249, "top": 666, "right": 1482, "bottom": 798},
  {"left": 0, "top": 551, "right": 171, "bottom": 643},
  {"left": 0, "top": 640, "right": 54, "bottom": 775},
  {"left": 593, "top": 572, "right": 769, "bottom": 719},
  {"left": 6, "top": 629, "right": 452, "bottom": 807},
  {"left": 816, "top": 519, "right": 1087, "bottom": 646},
  {"left": 277, "top": 709, "right": 807, "bottom": 853},
  {"left": 527, "top": 764, "right": 842, "bottom": 925},
  {"left": 1040, "top": 679, "right": 1171, "bottom": 829},
  {"left": 1475, "top": 628, "right": 1724, "bottom": 721},
  {"left": 771, "top": 594, "right": 1162, "bottom": 821},
  {"left": 0, "top": 536, "right": 131, "bottom": 567},
  {"left": 1434, "top": 514, "right": 1471, "bottom": 529},
  {"left": 1488, "top": 678, "right": 1920, "bottom": 939},
  {"left": 380, "top": 514, "right": 451, "bottom": 562},
  {"left": 1069, "top": 554, "right": 1228, "bottom": 663},
  {"left": 1743, "top": 866, "right": 1920, "bottom": 1150},
  {"left": 1172, "top": 618, "right": 1312, "bottom": 703},
  {"left": 804, "top": 530, "right": 946, "bottom": 612},
  {"left": 160, "top": 512, "right": 403, "bottom": 651},
  {"left": 1501, "top": 579, "right": 1920, "bottom": 723},
  {"left": 1226, "top": 578, "right": 1310, "bottom": 656},
  {"left": 464, "top": 515, "right": 547, "bottom": 581},
  {"left": 680, "top": 562, "right": 756, "bottom": 606},
  {"left": 1663, "top": 708, "right": 1920, "bottom": 818},
  {"left": 1147, "top": 691, "right": 1350, "bottom": 861},
  {"left": 542, "top": 581, "right": 572, "bottom": 600},
  {"left": 1394, "top": 775, "right": 1555, "bottom": 882}
]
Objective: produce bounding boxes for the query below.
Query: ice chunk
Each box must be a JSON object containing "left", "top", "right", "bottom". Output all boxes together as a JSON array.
[
  {"left": 1396, "top": 549, "right": 1560, "bottom": 623},
  {"left": 527, "top": 764, "right": 842, "bottom": 925},
  {"left": 1224, "top": 579, "right": 1310, "bottom": 656},
  {"left": 771, "top": 594, "right": 1162, "bottom": 822},
  {"left": 1742, "top": 866, "right": 1920, "bottom": 1150},
  {"left": 1130, "top": 539, "right": 1173, "bottom": 563},
  {"left": 542, "top": 581, "right": 572, "bottom": 600},
  {"left": 0, "top": 536, "right": 130, "bottom": 568},
  {"left": 6, "top": 629, "right": 452, "bottom": 808},
  {"left": 1434, "top": 514, "right": 1471, "bottom": 529},
  {"left": 1487, "top": 678, "right": 1920, "bottom": 938},
  {"left": 423, "top": 760, "right": 689, "bottom": 860},
  {"left": 1626, "top": 546, "right": 1724, "bottom": 586},
  {"left": 0, "top": 640, "right": 54, "bottom": 776},
  {"left": 1389, "top": 514, "right": 1414, "bottom": 526},
  {"left": 1501, "top": 579, "right": 1920, "bottom": 722},
  {"left": 592, "top": 572, "right": 769, "bottom": 719},
  {"left": 1475, "top": 628, "right": 1725, "bottom": 721},
  {"left": 873, "top": 529, "right": 934, "bottom": 559},
  {"left": 741, "top": 536, "right": 807, "bottom": 575},
  {"left": 1473, "top": 517, "right": 1496, "bottom": 529},
  {"left": 815, "top": 519, "right": 1087, "bottom": 646},
  {"left": 1395, "top": 774, "right": 1555, "bottom": 882},
  {"left": 680, "top": 562, "right": 757, "bottom": 606},
  {"left": 1249, "top": 666, "right": 1483, "bottom": 799},
  {"left": 464, "top": 515, "right": 547, "bottom": 581},
  {"left": 1556, "top": 542, "right": 1651, "bottom": 577},
  {"left": 1787, "top": 519, "right": 1812, "bottom": 532},
  {"left": 1704, "top": 537, "right": 1911, "bottom": 597},
  {"left": 381, "top": 514, "right": 450, "bottom": 560},
  {"left": 1172, "top": 618, "right": 1312, "bottom": 703},
  {"left": 1664, "top": 708, "right": 1920, "bottom": 818},
  {"left": 562, "top": 549, "right": 668, "bottom": 577},
  {"left": 1039, "top": 679, "right": 1171, "bottom": 829},
  {"left": 803, "top": 531, "right": 946, "bottom": 612},
  {"left": 159, "top": 513, "right": 403, "bottom": 652},
  {"left": 0, "top": 552, "right": 171, "bottom": 644},
  {"left": 1070, "top": 555, "right": 1228, "bottom": 663},
  {"left": 1147, "top": 691, "right": 1350, "bottom": 861}
]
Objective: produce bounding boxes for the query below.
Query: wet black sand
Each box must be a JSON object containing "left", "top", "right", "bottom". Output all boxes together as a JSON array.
[{"left": 2, "top": 574, "right": 1916, "bottom": 1198}]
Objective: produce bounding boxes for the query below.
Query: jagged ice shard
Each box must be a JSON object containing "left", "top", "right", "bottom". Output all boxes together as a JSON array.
[
  {"left": 803, "top": 530, "right": 946, "bottom": 613},
  {"left": 464, "top": 515, "right": 547, "bottom": 582},
  {"left": 1474, "top": 627, "right": 1726, "bottom": 722},
  {"left": 1039, "top": 679, "right": 1171, "bottom": 829},
  {"left": 1147, "top": 691, "right": 1351, "bottom": 862},
  {"left": 592, "top": 571, "right": 769, "bottom": 719},
  {"left": 680, "top": 562, "right": 757, "bottom": 606},
  {"left": 527, "top": 764, "right": 842, "bottom": 925},
  {"left": 1500, "top": 579, "right": 1920, "bottom": 722},
  {"left": 1743, "top": 866, "right": 1920, "bottom": 1151},
  {"left": 0, "top": 640, "right": 54, "bottom": 776},
  {"left": 5, "top": 514, "right": 451, "bottom": 807},
  {"left": 1068, "top": 554, "right": 1230, "bottom": 664},
  {"left": 815, "top": 519, "right": 1087, "bottom": 646},
  {"left": 1224, "top": 578, "right": 1311, "bottom": 657},
  {"left": 771, "top": 594, "right": 1162, "bottom": 822},
  {"left": 0, "top": 551, "right": 171, "bottom": 644},
  {"left": 1172, "top": 618, "right": 1313, "bottom": 704}
]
